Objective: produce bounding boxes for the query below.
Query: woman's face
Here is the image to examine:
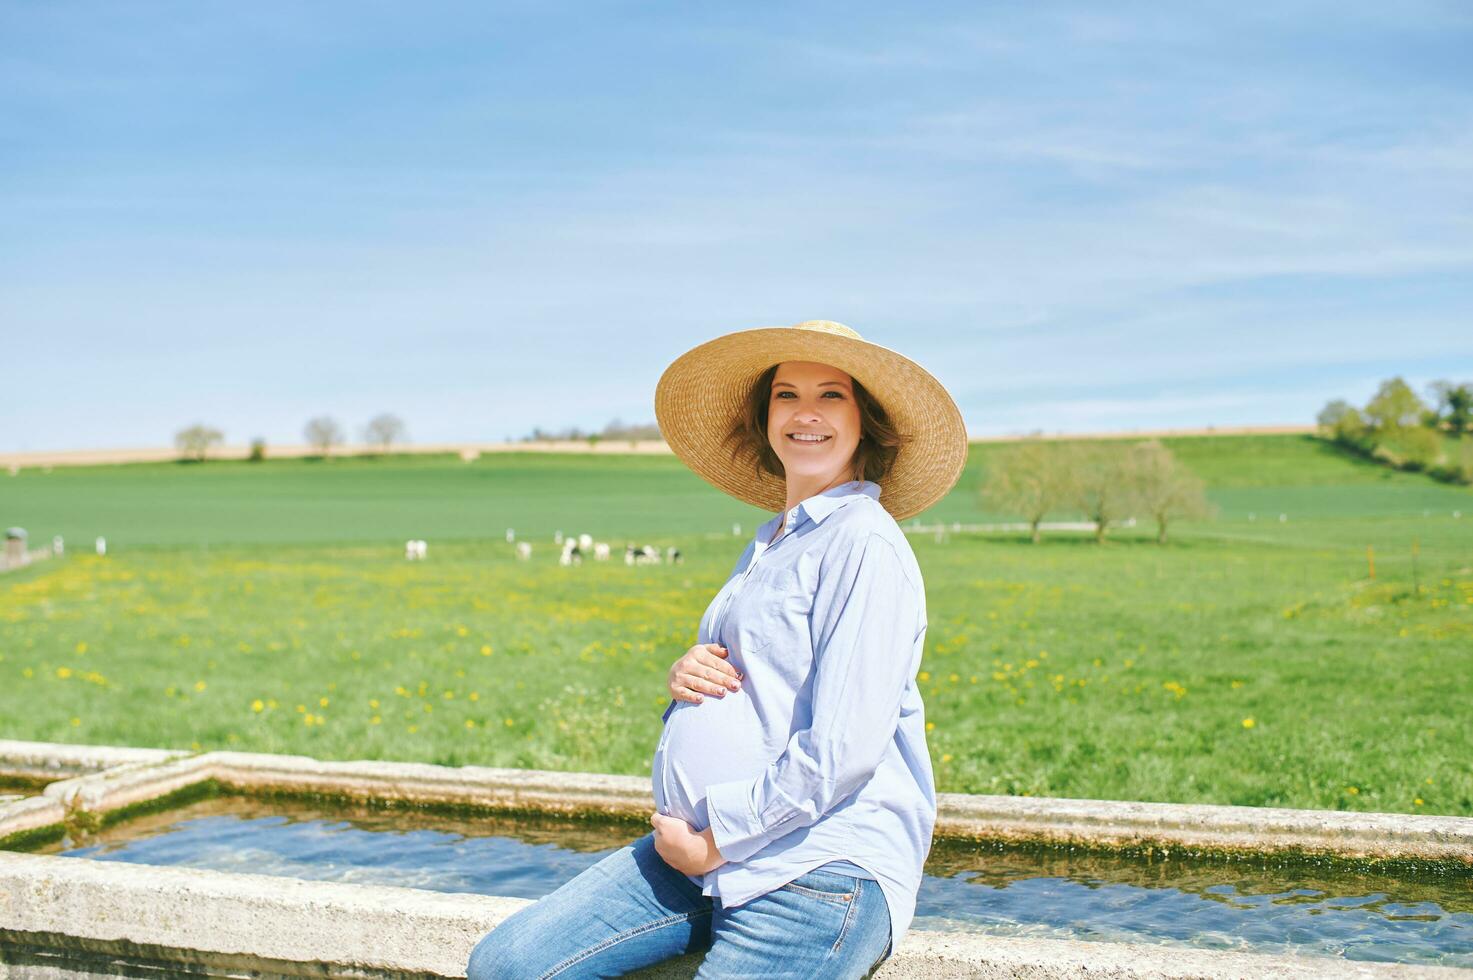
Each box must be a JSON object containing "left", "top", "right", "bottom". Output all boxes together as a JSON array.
[{"left": 766, "top": 360, "right": 862, "bottom": 485}]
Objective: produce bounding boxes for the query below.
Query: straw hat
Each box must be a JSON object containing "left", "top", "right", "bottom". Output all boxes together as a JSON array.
[{"left": 654, "top": 320, "right": 968, "bottom": 522}]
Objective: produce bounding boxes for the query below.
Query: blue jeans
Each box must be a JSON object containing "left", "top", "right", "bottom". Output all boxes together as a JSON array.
[{"left": 466, "top": 831, "right": 892, "bottom": 979}]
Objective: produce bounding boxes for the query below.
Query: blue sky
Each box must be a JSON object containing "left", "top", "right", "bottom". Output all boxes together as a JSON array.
[{"left": 3, "top": 1, "right": 1471, "bottom": 450}]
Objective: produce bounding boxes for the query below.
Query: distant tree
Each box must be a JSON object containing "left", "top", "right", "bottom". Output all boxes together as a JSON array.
[
  {"left": 1063, "top": 443, "right": 1137, "bottom": 544},
  {"left": 1364, "top": 377, "right": 1427, "bottom": 434},
  {"left": 1128, "top": 441, "right": 1214, "bottom": 544},
  {"left": 1429, "top": 381, "right": 1473, "bottom": 436},
  {"left": 1454, "top": 438, "right": 1473, "bottom": 484},
  {"left": 519, "top": 419, "right": 661, "bottom": 443},
  {"left": 601, "top": 418, "right": 662, "bottom": 441},
  {"left": 1380, "top": 425, "right": 1444, "bottom": 471},
  {"left": 982, "top": 439, "right": 1070, "bottom": 543},
  {"left": 304, "top": 416, "right": 344, "bottom": 457},
  {"left": 363, "top": 413, "right": 407, "bottom": 452},
  {"left": 248, "top": 437, "right": 267, "bottom": 462},
  {"left": 1317, "top": 399, "right": 1354, "bottom": 434},
  {"left": 1337, "top": 408, "right": 1370, "bottom": 449},
  {"left": 174, "top": 424, "right": 223, "bottom": 462}
]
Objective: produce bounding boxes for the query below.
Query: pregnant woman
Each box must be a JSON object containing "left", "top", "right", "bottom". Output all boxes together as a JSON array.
[{"left": 467, "top": 320, "right": 967, "bottom": 979}]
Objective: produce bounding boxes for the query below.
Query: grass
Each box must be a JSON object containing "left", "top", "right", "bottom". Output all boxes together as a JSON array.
[{"left": 1, "top": 435, "right": 1469, "bottom": 817}]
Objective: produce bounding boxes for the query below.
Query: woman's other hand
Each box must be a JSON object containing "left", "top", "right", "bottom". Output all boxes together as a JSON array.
[
  {"left": 667, "top": 643, "right": 742, "bottom": 704},
  {"left": 650, "top": 812, "right": 726, "bottom": 875}
]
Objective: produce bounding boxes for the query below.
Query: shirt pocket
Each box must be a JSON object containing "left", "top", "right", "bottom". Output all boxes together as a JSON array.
[
  {"left": 733, "top": 566, "right": 814, "bottom": 683},
  {"left": 749, "top": 566, "right": 813, "bottom": 616}
]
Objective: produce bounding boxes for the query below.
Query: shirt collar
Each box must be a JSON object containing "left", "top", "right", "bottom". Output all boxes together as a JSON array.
[
  {"left": 797, "top": 479, "right": 881, "bottom": 524},
  {"left": 760, "top": 480, "right": 882, "bottom": 539}
]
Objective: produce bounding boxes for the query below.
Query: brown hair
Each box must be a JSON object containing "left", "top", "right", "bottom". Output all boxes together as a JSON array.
[{"left": 722, "top": 363, "right": 909, "bottom": 486}]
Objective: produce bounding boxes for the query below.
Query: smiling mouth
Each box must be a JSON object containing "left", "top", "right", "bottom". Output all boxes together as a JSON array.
[{"left": 787, "top": 433, "right": 831, "bottom": 444}]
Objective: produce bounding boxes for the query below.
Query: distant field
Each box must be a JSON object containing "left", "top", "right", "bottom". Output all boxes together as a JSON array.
[
  {"left": 1, "top": 435, "right": 1469, "bottom": 817},
  {"left": 4, "top": 434, "right": 1467, "bottom": 546}
]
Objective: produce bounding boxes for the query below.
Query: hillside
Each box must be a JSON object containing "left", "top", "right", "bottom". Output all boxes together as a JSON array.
[{"left": 1, "top": 434, "right": 1469, "bottom": 548}]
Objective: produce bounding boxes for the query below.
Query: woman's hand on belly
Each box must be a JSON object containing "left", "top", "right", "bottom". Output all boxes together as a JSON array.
[
  {"left": 668, "top": 643, "right": 743, "bottom": 704},
  {"left": 650, "top": 812, "right": 727, "bottom": 875}
]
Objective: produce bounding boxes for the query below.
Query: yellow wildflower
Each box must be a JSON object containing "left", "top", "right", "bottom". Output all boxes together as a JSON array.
[{"left": 1242, "top": 718, "right": 1255, "bottom": 729}]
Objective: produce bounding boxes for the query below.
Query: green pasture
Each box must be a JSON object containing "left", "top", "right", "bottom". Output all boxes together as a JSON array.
[{"left": 1, "top": 435, "right": 1470, "bottom": 817}]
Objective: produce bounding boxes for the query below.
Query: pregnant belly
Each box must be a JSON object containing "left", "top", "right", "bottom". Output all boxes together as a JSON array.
[{"left": 652, "top": 692, "right": 788, "bottom": 829}]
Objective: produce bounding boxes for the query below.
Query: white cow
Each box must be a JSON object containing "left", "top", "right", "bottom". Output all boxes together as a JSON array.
[
  {"left": 578, "top": 533, "right": 593, "bottom": 552},
  {"left": 515, "top": 542, "right": 532, "bottom": 560},
  {"left": 625, "top": 544, "right": 660, "bottom": 565},
  {"left": 560, "top": 539, "right": 583, "bottom": 566},
  {"left": 665, "top": 546, "right": 683, "bottom": 565},
  {"left": 593, "top": 542, "right": 610, "bottom": 561}
]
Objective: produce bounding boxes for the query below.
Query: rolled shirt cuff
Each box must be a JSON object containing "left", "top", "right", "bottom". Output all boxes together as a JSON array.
[{"left": 705, "top": 777, "right": 801, "bottom": 864}]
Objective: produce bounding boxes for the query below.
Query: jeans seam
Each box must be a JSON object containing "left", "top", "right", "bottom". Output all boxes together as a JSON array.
[
  {"left": 828, "top": 878, "right": 862, "bottom": 955},
  {"left": 781, "top": 881, "right": 854, "bottom": 904},
  {"left": 538, "top": 907, "right": 712, "bottom": 979}
]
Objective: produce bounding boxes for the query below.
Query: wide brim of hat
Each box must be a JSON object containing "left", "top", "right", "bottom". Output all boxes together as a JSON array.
[{"left": 654, "top": 327, "right": 968, "bottom": 522}]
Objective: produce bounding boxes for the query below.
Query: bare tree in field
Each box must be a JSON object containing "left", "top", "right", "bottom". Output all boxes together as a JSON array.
[
  {"left": 1129, "top": 440, "right": 1215, "bottom": 544},
  {"left": 364, "top": 413, "right": 407, "bottom": 453},
  {"left": 174, "top": 423, "right": 224, "bottom": 462},
  {"left": 1063, "top": 442, "right": 1137, "bottom": 544},
  {"left": 304, "top": 416, "right": 344, "bottom": 457},
  {"left": 982, "top": 439, "right": 1070, "bottom": 543}
]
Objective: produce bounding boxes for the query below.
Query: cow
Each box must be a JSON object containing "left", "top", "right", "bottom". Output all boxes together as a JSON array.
[{"left": 625, "top": 544, "right": 660, "bottom": 565}]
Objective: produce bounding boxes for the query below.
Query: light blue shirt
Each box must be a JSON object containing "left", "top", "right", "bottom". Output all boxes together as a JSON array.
[{"left": 651, "top": 479, "right": 935, "bottom": 952}]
